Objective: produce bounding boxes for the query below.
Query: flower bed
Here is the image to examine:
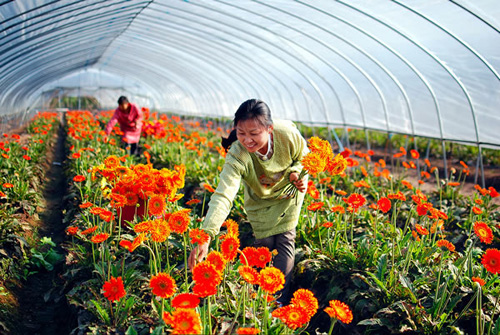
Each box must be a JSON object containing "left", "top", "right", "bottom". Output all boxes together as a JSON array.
[{"left": 12, "top": 109, "right": 500, "bottom": 334}]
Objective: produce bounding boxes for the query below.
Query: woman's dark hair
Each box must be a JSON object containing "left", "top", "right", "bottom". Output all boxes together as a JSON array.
[
  {"left": 221, "top": 99, "right": 273, "bottom": 152},
  {"left": 117, "top": 96, "right": 129, "bottom": 105}
]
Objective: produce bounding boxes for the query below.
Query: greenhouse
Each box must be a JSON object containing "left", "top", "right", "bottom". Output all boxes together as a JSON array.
[{"left": 0, "top": 1, "right": 499, "bottom": 334}]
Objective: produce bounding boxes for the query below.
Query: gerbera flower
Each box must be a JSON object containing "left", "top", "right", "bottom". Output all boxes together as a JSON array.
[
  {"left": 102, "top": 276, "right": 126, "bottom": 302},
  {"left": 272, "top": 305, "right": 310, "bottom": 330},
  {"left": 124, "top": 192, "right": 138, "bottom": 206},
  {"left": 91, "top": 233, "right": 109, "bottom": 244},
  {"left": 171, "top": 293, "right": 200, "bottom": 309},
  {"left": 168, "top": 210, "right": 191, "bottom": 234},
  {"left": 185, "top": 198, "right": 201, "bottom": 206},
  {"left": 192, "top": 261, "right": 223, "bottom": 286},
  {"left": 301, "top": 152, "right": 327, "bottom": 176},
  {"left": 415, "top": 224, "right": 429, "bottom": 236},
  {"left": 327, "top": 154, "right": 347, "bottom": 176},
  {"left": 436, "top": 239, "right": 455, "bottom": 252},
  {"left": 238, "top": 265, "right": 261, "bottom": 285},
  {"left": 23, "top": 155, "right": 31, "bottom": 161},
  {"left": 73, "top": 175, "right": 85, "bottom": 182},
  {"left": 307, "top": 202, "right": 324, "bottom": 211},
  {"left": 192, "top": 282, "right": 218, "bottom": 298},
  {"left": 150, "top": 218, "right": 170, "bottom": 243},
  {"left": 324, "top": 300, "right": 353, "bottom": 324},
  {"left": 66, "top": 226, "right": 79, "bottom": 235},
  {"left": 236, "top": 327, "right": 260, "bottom": 334},
  {"left": 81, "top": 226, "right": 98, "bottom": 235},
  {"left": 79, "top": 201, "right": 93, "bottom": 209},
  {"left": 290, "top": 289, "right": 318, "bottom": 318},
  {"left": 410, "top": 149, "right": 420, "bottom": 159},
  {"left": 259, "top": 267, "right": 285, "bottom": 294},
  {"left": 489, "top": 187, "right": 499, "bottom": 198},
  {"left": 472, "top": 206, "right": 483, "bottom": 215},
  {"left": 148, "top": 194, "right": 166, "bottom": 216},
  {"left": 222, "top": 219, "right": 239, "bottom": 237},
  {"left": 134, "top": 220, "right": 152, "bottom": 233},
  {"left": 3, "top": 183, "right": 13, "bottom": 188},
  {"left": 104, "top": 155, "right": 121, "bottom": 169},
  {"left": 330, "top": 205, "right": 345, "bottom": 214},
  {"left": 254, "top": 247, "right": 272, "bottom": 268},
  {"left": 206, "top": 251, "right": 227, "bottom": 272},
  {"left": 474, "top": 221, "right": 493, "bottom": 244},
  {"left": 472, "top": 276, "right": 486, "bottom": 287},
  {"left": 481, "top": 248, "right": 500, "bottom": 274},
  {"left": 416, "top": 203, "right": 432, "bottom": 216},
  {"left": 202, "top": 183, "right": 215, "bottom": 193},
  {"left": 189, "top": 228, "right": 210, "bottom": 245},
  {"left": 221, "top": 236, "right": 240, "bottom": 261},
  {"left": 150, "top": 272, "right": 177, "bottom": 299},
  {"left": 377, "top": 197, "right": 391, "bottom": 213},
  {"left": 346, "top": 193, "right": 366, "bottom": 212},
  {"left": 162, "top": 308, "right": 202, "bottom": 335}
]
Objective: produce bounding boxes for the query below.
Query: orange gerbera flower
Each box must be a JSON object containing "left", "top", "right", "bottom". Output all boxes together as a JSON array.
[
  {"left": 192, "top": 282, "right": 218, "bottom": 298},
  {"left": 416, "top": 203, "right": 432, "bottom": 216},
  {"left": 168, "top": 210, "right": 191, "bottom": 234},
  {"left": 474, "top": 221, "right": 493, "bottom": 244},
  {"left": 330, "top": 205, "right": 345, "bottom": 214},
  {"left": 134, "top": 220, "right": 152, "bottom": 233},
  {"left": 290, "top": 289, "right": 318, "bottom": 318},
  {"left": 150, "top": 272, "right": 177, "bottom": 299},
  {"left": 222, "top": 219, "right": 239, "bottom": 237},
  {"left": 259, "top": 267, "right": 285, "bottom": 294},
  {"left": 150, "top": 218, "right": 170, "bottom": 243},
  {"left": 79, "top": 201, "right": 93, "bottom": 209},
  {"left": 81, "top": 226, "right": 98, "bottom": 235},
  {"left": 206, "top": 251, "right": 227, "bottom": 272},
  {"left": 307, "top": 181, "right": 320, "bottom": 200},
  {"left": 162, "top": 308, "right": 202, "bottom": 335},
  {"left": 327, "top": 154, "right": 347, "bottom": 176},
  {"left": 91, "top": 233, "right": 109, "bottom": 244},
  {"left": 472, "top": 206, "right": 483, "bottom": 215},
  {"left": 410, "top": 149, "right": 420, "bottom": 159},
  {"left": 436, "top": 239, "right": 455, "bottom": 252},
  {"left": 73, "top": 175, "right": 85, "bottom": 182},
  {"left": 148, "top": 194, "right": 166, "bottom": 216},
  {"left": 102, "top": 276, "right": 126, "bottom": 302},
  {"left": 236, "top": 327, "right": 260, "bottom": 334},
  {"left": 193, "top": 261, "right": 223, "bottom": 286},
  {"left": 272, "top": 305, "right": 310, "bottom": 330},
  {"left": 238, "top": 265, "right": 261, "bottom": 285},
  {"left": 0, "top": 191, "right": 6, "bottom": 197},
  {"left": 189, "top": 228, "right": 210, "bottom": 245},
  {"left": 104, "top": 155, "right": 121, "bottom": 169},
  {"left": 415, "top": 224, "right": 429, "bottom": 236},
  {"left": 472, "top": 276, "right": 486, "bottom": 287},
  {"left": 185, "top": 198, "right": 201, "bottom": 206},
  {"left": 307, "top": 201, "right": 324, "bottom": 211},
  {"left": 3, "top": 183, "right": 13, "bottom": 188},
  {"left": 66, "top": 226, "right": 79, "bottom": 235},
  {"left": 324, "top": 300, "right": 353, "bottom": 324},
  {"left": 124, "top": 192, "right": 138, "bottom": 206},
  {"left": 221, "top": 236, "right": 240, "bottom": 261},
  {"left": 377, "top": 197, "right": 391, "bottom": 213},
  {"left": 489, "top": 187, "right": 499, "bottom": 198},
  {"left": 202, "top": 183, "right": 215, "bottom": 193},
  {"left": 482, "top": 249, "right": 500, "bottom": 274},
  {"left": 171, "top": 293, "right": 200, "bottom": 309}
]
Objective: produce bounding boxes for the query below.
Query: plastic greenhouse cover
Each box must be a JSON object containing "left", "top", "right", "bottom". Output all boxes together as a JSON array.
[{"left": 0, "top": 0, "right": 499, "bottom": 147}]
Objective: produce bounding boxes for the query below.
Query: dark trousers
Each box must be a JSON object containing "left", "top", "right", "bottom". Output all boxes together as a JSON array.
[
  {"left": 253, "top": 229, "right": 296, "bottom": 304},
  {"left": 121, "top": 140, "right": 139, "bottom": 156}
]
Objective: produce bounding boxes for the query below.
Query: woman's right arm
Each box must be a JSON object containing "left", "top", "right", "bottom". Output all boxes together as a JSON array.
[{"left": 105, "top": 110, "right": 119, "bottom": 135}]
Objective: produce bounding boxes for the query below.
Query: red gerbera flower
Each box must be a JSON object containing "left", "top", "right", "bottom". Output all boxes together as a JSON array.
[
  {"left": 66, "top": 226, "right": 79, "bottom": 236},
  {"left": 81, "top": 226, "right": 98, "bottom": 235},
  {"left": 102, "top": 276, "right": 126, "bottom": 302},
  {"left": 185, "top": 198, "right": 201, "bottom": 206},
  {"left": 79, "top": 201, "right": 93, "bottom": 209},
  {"left": 415, "top": 224, "right": 429, "bottom": 236},
  {"left": 474, "top": 221, "right": 493, "bottom": 244},
  {"left": 192, "top": 282, "right": 218, "bottom": 298},
  {"left": 73, "top": 175, "right": 85, "bottom": 182},
  {"left": 345, "top": 193, "right": 366, "bottom": 212},
  {"left": 150, "top": 272, "right": 177, "bottom": 299},
  {"left": 221, "top": 236, "right": 240, "bottom": 261},
  {"left": 482, "top": 248, "right": 500, "bottom": 274},
  {"left": 472, "top": 276, "right": 486, "bottom": 287},
  {"left": 171, "top": 293, "right": 200, "bottom": 309},
  {"left": 206, "top": 251, "right": 227, "bottom": 273},
  {"left": 189, "top": 228, "right": 210, "bottom": 245},
  {"left": 3, "top": 183, "right": 13, "bottom": 188},
  {"left": 192, "top": 261, "right": 223, "bottom": 286},
  {"left": 472, "top": 206, "right": 483, "bottom": 215},
  {"left": 377, "top": 197, "right": 391, "bottom": 213},
  {"left": 91, "top": 233, "right": 109, "bottom": 244},
  {"left": 436, "top": 239, "right": 455, "bottom": 252}
]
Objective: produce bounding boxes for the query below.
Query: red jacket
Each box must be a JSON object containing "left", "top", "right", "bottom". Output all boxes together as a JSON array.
[{"left": 105, "top": 103, "right": 143, "bottom": 143}]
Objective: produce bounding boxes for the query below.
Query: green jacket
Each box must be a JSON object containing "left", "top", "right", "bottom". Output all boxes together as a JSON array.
[{"left": 202, "top": 120, "right": 308, "bottom": 239}]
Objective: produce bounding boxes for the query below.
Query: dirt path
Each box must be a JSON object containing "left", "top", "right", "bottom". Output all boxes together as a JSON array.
[{"left": 13, "top": 122, "right": 75, "bottom": 334}]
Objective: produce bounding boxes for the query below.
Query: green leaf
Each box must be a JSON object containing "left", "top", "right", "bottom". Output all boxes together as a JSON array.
[
  {"left": 357, "top": 318, "right": 383, "bottom": 326},
  {"left": 366, "top": 271, "right": 389, "bottom": 296},
  {"left": 90, "top": 299, "right": 110, "bottom": 325},
  {"left": 376, "top": 254, "right": 388, "bottom": 281},
  {"left": 125, "top": 326, "right": 138, "bottom": 335}
]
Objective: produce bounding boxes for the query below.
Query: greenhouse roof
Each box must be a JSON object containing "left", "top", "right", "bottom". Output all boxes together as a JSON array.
[{"left": 1, "top": 0, "right": 499, "bottom": 147}]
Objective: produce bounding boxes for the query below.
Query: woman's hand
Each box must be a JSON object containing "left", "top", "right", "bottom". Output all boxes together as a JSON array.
[
  {"left": 289, "top": 172, "right": 306, "bottom": 193},
  {"left": 188, "top": 240, "right": 210, "bottom": 270}
]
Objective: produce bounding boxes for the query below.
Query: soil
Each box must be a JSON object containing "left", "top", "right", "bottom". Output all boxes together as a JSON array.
[{"left": 11, "top": 122, "right": 76, "bottom": 334}]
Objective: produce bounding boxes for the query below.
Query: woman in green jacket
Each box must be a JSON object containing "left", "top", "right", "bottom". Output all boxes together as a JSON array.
[{"left": 188, "top": 99, "right": 308, "bottom": 304}]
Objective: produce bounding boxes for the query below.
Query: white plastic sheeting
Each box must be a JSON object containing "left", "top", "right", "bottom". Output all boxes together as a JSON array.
[{"left": 1, "top": 0, "right": 499, "bottom": 147}]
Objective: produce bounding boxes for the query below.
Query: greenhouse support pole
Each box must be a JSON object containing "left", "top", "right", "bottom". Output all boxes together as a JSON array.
[
  {"left": 331, "top": 128, "right": 344, "bottom": 153},
  {"left": 365, "top": 129, "right": 371, "bottom": 151},
  {"left": 442, "top": 140, "right": 448, "bottom": 180}
]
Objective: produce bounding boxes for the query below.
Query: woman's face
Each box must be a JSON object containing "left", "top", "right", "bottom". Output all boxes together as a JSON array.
[{"left": 236, "top": 118, "right": 273, "bottom": 154}]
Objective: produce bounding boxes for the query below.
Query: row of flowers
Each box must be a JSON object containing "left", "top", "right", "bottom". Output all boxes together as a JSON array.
[{"left": 61, "top": 109, "right": 500, "bottom": 334}]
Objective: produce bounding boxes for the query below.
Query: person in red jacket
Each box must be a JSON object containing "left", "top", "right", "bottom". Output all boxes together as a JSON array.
[{"left": 105, "top": 96, "right": 143, "bottom": 155}]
